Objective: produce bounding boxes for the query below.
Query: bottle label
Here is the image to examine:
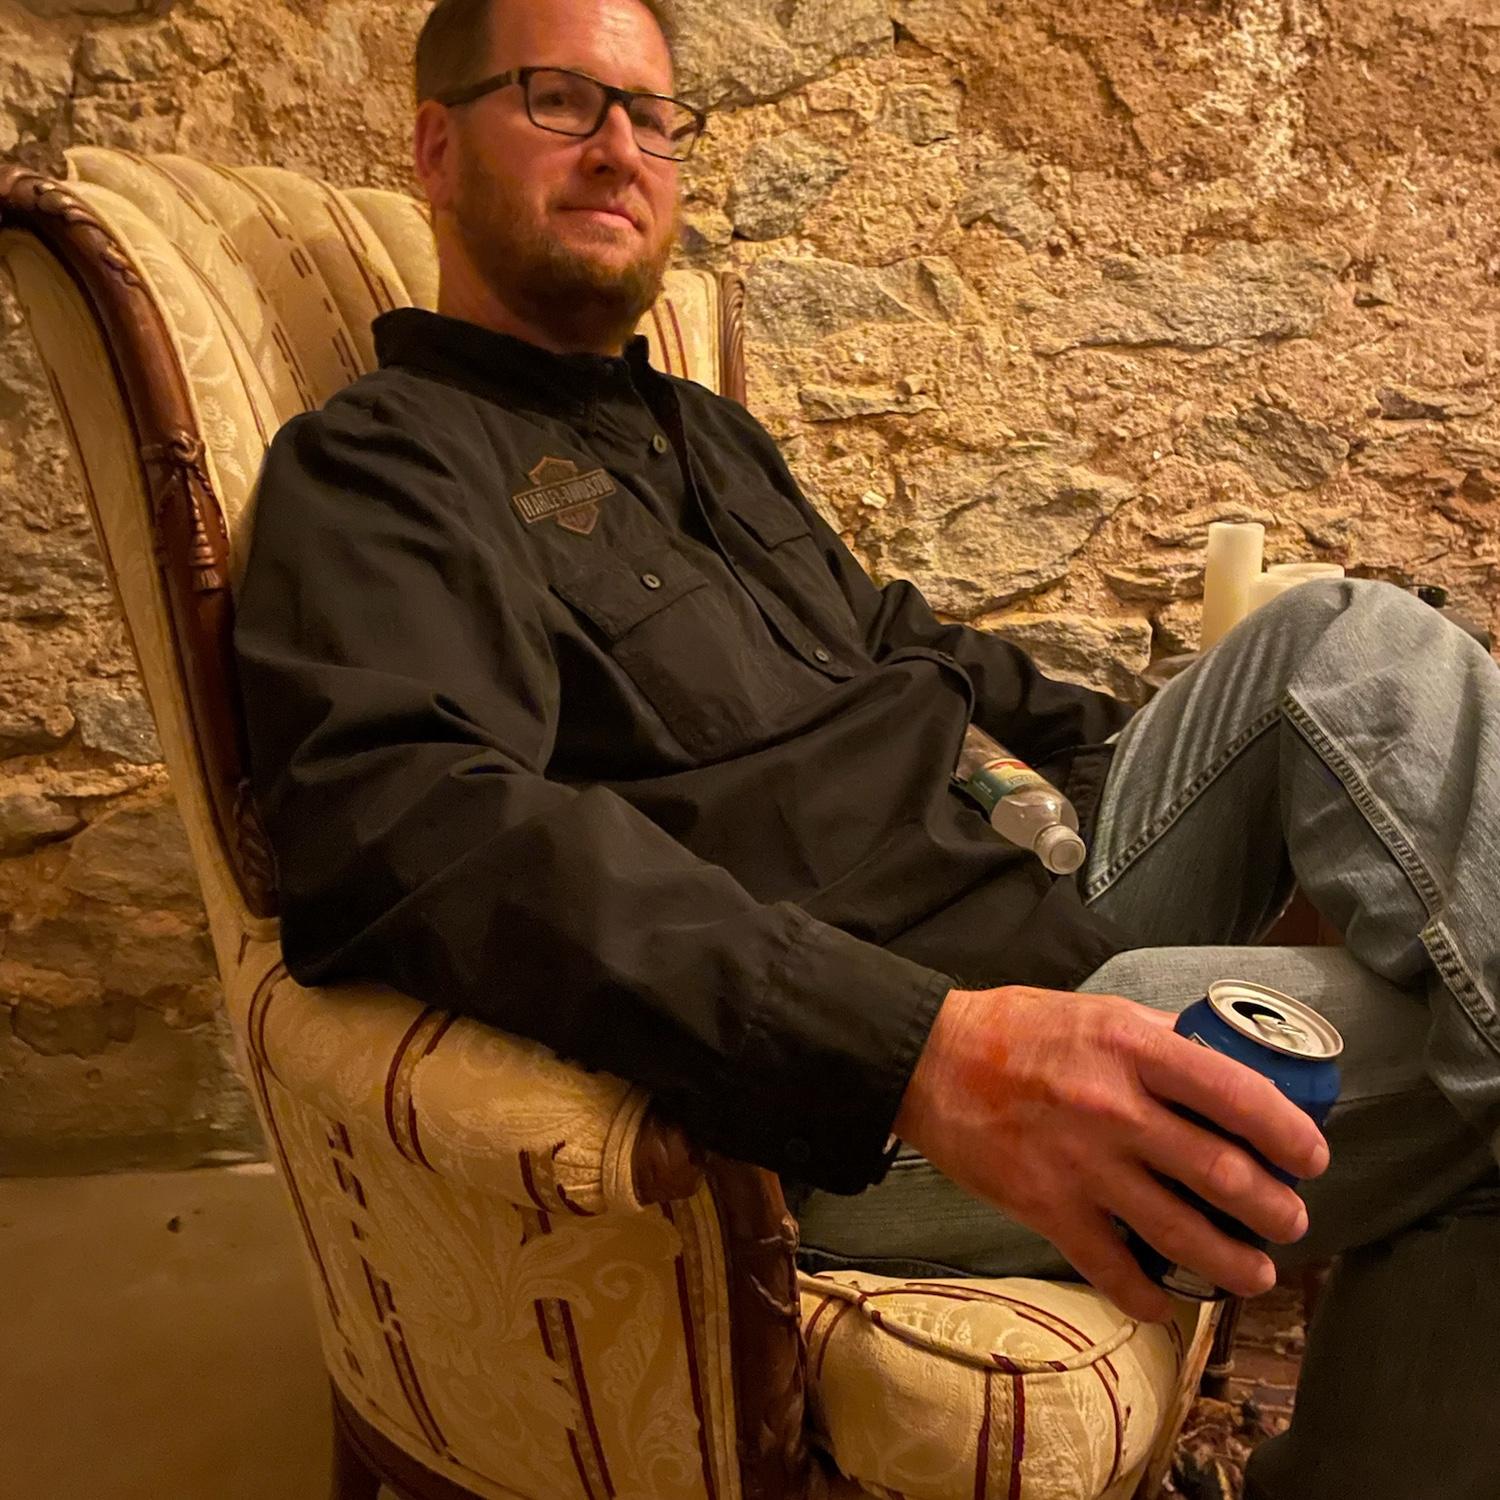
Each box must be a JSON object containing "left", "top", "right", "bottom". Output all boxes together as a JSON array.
[{"left": 964, "top": 758, "right": 1048, "bottom": 815}]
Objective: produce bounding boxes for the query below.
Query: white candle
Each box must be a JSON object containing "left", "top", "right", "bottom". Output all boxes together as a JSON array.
[
  {"left": 1267, "top": 562, "right": 1345, "bottom": 581},
  {"left": 1201, "top": 522, "right": 1266, "bottom": 649},
  {"left": 1248, "top": 572, "right": 1300, "bottom": 614},
  {"left": 1247, "top": 562, "right": 1347, "bottom": 616}
]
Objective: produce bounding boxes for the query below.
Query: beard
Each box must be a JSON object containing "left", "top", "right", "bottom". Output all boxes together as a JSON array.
[{"left": 452, "top": 145, "right": 677, "bottom": 351}]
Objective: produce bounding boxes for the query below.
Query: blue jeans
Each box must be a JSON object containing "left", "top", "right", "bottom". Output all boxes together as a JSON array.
[{"left": 795, "top": 580, "right": 1500, "bottom": 1500}]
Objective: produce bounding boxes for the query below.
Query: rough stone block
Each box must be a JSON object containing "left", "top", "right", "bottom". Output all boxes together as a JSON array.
[
  {"left": 57, "top": 800, "right": 201, "bottom": 910},
  {"left": 0, "top": 792, "right": 82, "bottom": 856},
  {"left": 1030, "top": 243, "right": 1345, "bottom": 356},
  {"left": 68, "top": 682, "right": 163, "bottom": 766},
  {"left": 981, "top": 612, "right": 1153, "bottom": 702},
  {"left": 883, "top": 444, "right": 1136, "bottom": 616},
  {"left": 728, "top": 131, "right": 850, "bottom": 241},
  {"left": 674, "top": 0, "right": 892, "bottom": 106}
]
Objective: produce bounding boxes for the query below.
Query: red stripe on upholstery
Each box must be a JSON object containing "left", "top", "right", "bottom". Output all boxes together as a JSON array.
[
  {"left": 243, "top": 964, "right": 341, "bottom": 1330},
  {"left": 559, "top": 1299, "right": 616, "bottom": 1498},
  {"left": 564, "top": 1430, "right": 600, "bottom": 1500},
  {"left": 980, "top": 1296, "right": 1125, "bottom": 1485},
  {"left": 405, "top": 1094, "right": 434, "bottom": 1173},
  {"left": 406, "top": 1011, "right": 455, "bottom": 1172},
  {"left": 518, "top": 1149, "right": 549, "bottom": 1212},
  {"left": 382, "top": 1325, "right": 449, "bottom": 1455},
  {"left": 1008, "top": 1374, "right": 1025, "bottom": 1500},
  {"left": 663, "top": 1206, "right": 721, "bottom": 1500},
  {"left": 968, "top": 1295, "right": 1127, "bottom": 1489},
  {"left": 554, "top": 1181, "right": 595, "bottom": 1217},
  {"left": 814, "top": 1299, "right": 859, "bottom": 1382},
  {"left": 973, "top": 1370, "right": 992, "bottom": 1500},
  {"left": 422, "top": 1013, "right": 456, "bottom": 1056},
  {"left": 359, "top": 1257, "right": 448, "bottom": 1455},
  {"left": 803, "top": 1294, "right": 839, "bottom": 1343},
  {"left": 384, "top": 1008, "right": 437, "bottom": 1168},
  {"left": 551, "top": 1141, "right": 597, "bottom": 1217},
  {"left": 649, "top": 304, "right": 673, "bottom": 374},
  {"left": 665, "top": 299, "right": 689, "bottom": 379},
  {"left": 883, "top": 1280, "right": 1130, "bottom": 1488},
  {"left": 315, "top": 180, "right": 400, "bottom": 314},
  {"left": 534, "top": 1299, "right": 556, "bottom": 1361},
  {"left": 247, "top": 962, "right": 282, "bottom": 1085}
]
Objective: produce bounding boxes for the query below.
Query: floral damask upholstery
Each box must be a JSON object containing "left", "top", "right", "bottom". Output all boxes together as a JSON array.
[{"left": 0, "top": 146, "right": 1214, "bottom": 1500}]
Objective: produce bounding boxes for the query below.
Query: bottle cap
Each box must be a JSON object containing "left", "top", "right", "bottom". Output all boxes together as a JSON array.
[{"left": 1035, "top": 824, "right": 1086, "bottom": 876}]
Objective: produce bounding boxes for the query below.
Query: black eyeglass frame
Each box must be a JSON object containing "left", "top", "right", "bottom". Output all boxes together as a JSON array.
[{"left": 432, "top": 66, "right": 709, "bottom": 161}]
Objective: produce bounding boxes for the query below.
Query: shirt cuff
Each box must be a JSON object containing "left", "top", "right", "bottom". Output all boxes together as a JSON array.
[{"left": 715, "top": 906, "right": 953, "bottom": 1196}]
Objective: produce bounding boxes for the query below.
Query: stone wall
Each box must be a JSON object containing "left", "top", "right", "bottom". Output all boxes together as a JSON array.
[{"left": 2, "top": 0, "right": 1497, "bottom": 1171}]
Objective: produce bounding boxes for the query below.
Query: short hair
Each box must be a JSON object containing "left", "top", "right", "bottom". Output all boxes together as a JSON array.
[{"left": 414, "top": 0, "right": 677, "bottom": 105}]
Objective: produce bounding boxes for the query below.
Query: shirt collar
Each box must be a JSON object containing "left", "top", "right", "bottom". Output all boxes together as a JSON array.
[{"left": 372, "top": 306, "right": 659, "bottom": 418}]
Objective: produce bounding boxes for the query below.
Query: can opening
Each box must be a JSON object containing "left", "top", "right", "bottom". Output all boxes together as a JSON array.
[
  {"left": 1230, "top": 998, "right": 1311, "bottom": 1048},
  {"left": 1207, "top": 981, "right": 1345, "bottom": 1059}
]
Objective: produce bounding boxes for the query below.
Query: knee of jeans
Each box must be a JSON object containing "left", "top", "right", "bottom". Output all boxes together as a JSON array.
[
  {"left": 1258, "top": 576, "right": 1431, "bottom": 657},
  {"left": 1258, "top": 576, "right": 1352, "bottom": 639}
]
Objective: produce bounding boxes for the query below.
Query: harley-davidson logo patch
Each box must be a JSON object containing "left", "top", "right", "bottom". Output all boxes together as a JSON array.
[{"left": 511, "top": 456, "right": 616, "bottom": 536}]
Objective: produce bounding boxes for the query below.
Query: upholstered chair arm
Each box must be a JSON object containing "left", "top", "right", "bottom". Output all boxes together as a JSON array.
[{"left": 230, "top": 946, "right": 705, "bottom": 1215}]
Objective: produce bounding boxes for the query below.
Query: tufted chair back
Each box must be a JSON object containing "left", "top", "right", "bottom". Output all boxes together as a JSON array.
[{"left": 0, "top": 148, "right": 1214, "bottom": 1500}]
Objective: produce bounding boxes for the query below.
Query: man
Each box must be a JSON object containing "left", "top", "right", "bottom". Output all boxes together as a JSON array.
[{"left": 233, "top": 0, "right": 1500, "bottom": 1494}]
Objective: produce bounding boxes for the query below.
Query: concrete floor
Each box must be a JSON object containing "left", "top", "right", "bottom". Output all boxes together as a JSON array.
[{"left": 0, "top": 1163, "right": 343, "bottom": 1500}]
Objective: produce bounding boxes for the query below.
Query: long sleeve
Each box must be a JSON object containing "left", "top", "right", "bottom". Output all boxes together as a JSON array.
[{"left": 233, "top": 391, "right": 952, "bottom": 1194}]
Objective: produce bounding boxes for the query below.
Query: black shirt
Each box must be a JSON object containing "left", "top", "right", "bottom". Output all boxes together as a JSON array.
[{"left": 233, "top": 307, "right": 1136, "bottom": 1197}]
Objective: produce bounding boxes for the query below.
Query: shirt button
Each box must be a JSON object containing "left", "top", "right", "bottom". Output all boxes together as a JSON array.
[
  {"left": 784, "top": 1138, "right": 812, "bottom": 1168},
  {"left": 651, "top": 433, "right": 670, "bottom": 455},
  {"left": 641, "top": 572, "right": 663, "bottom": 590},
  {"left": 813, "top": 647, "right": 832, "bottom": 665}
]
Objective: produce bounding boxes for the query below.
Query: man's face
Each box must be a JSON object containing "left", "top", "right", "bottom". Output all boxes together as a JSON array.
[{"left": 430, "top": 0, "right": 682, "bottom": 347}]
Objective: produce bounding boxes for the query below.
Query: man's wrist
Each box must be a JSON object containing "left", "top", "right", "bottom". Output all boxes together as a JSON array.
[{"left": 892, "top": 985, "right": 964, "bottom": 1144}]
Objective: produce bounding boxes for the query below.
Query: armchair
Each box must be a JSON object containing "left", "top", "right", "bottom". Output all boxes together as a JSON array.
[{"left": 0, "top": 147, "right": 1216, "bottom": 1500}]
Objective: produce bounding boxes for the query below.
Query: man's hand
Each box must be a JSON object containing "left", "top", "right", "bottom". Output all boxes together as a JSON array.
[{"left": 892, "top": 985, "right": 1331, "bottom": 1322}]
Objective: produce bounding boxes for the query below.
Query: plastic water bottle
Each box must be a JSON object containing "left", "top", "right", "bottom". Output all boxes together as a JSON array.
[{"left": 954, "top": 724, "right": 1088, "bottom": 876}]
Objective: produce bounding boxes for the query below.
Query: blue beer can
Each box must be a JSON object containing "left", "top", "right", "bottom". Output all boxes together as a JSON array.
[{"left": 1128, "top": 980, "right": 1343, "bottom": 1301}]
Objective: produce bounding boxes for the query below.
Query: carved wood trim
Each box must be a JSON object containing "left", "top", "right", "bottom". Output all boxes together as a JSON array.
[
  {"left": 630, "top": 1107, "right": 706, "bottom": 1204},
  {"left": 704, "top": 1156, "right": 816, "bottom": 1500},
  {"left": 718, "top": 270, "right": 748, "bottom": 408},
  {"left": 0, "top": 163, "right": 276, "bottom": 917}
]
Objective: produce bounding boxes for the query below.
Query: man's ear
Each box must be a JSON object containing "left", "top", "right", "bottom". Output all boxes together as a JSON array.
[{"left": 414, "top": 100, "right": 458, "bottom": 213}]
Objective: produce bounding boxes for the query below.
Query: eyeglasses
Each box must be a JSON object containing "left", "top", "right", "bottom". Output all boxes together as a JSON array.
[{"left": 434, "top": 66, "right": 708, "bottom": 162}]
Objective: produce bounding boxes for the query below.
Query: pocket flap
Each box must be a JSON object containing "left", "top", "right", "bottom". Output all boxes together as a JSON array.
[
  {"left": 550, "top": 548, "right": 707, "bottom": 642},
  {"left": 727, "top": 490, "right": 814, "bottom": 549}
]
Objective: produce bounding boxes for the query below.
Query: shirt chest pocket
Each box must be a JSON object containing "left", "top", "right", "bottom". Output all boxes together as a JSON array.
[
  {"left": 722, "top": 489, "right": 863, "bottom": 644},
  {"left": 550, "top": 547, "right": 794, "bottom": 758}
]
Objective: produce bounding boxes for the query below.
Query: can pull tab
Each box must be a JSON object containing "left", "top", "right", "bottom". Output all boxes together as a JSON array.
[{"left": 1235, "top": 1001, "right": 1309, "bottom": 1049}]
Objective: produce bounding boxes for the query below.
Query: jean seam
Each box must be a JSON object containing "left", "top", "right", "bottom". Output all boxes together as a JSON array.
[
  {"left": 1085, "top": 703, "right": 1282, "bottom": 901},
  {"left": 1283, "top": 696, "right": 1443, "bottom": 910},
  {"left": 1285, "top": 697, "right": 1500, "bottom": 1057},
  {"left": 1426, "top": 917, "right": 1500, "bottom": 1056}
]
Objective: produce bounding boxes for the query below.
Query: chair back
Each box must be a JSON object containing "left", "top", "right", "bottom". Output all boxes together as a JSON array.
[{"left": 0, "top": 147, "right": 745, "bottom": 972}]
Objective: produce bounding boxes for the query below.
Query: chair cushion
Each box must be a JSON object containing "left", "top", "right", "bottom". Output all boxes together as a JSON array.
[{"left": 798, "top": 1270, "right": 1196, "bottom": 1500}]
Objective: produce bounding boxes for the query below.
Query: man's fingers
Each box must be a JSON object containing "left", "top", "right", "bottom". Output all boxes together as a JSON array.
[
  {"left": 1142, "top": 1109, "right": 1310, "bottom": 1245},
  {"left": 1108, "top": 1170, "right": 1278, "bottom": 1300},
  {"left": 1049, "top": 1208, "right": 1175, "bottom": 1324},
  {"left": 1139, "top": 1032, "right": 1330, "bottom": 1180}
]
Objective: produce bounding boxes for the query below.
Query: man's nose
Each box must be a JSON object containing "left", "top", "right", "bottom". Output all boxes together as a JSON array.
[{"left": 581, "top": 100, "right": 644, "bottom": 174}]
